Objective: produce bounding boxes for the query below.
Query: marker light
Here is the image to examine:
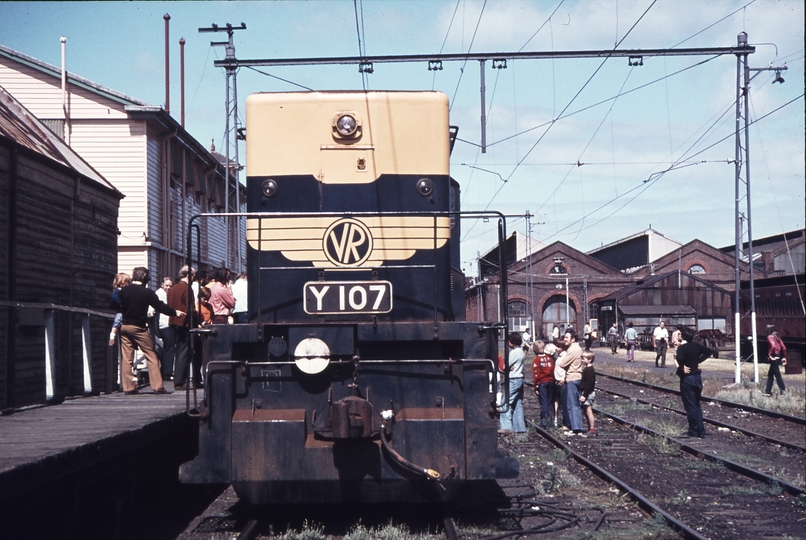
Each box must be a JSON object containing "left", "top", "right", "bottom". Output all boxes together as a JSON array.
[{"left": 294, "top": 337, "right": 331, "bottom": 374}]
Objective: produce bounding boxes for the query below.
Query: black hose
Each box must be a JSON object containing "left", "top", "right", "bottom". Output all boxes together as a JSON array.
[{"left": 379, "top": 419, "right": 441, "bottom": 482}]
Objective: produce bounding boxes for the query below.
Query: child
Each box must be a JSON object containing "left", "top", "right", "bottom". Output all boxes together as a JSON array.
[
  {"left": 579, "top": 350, "right": 597, "bottom": 435},
  {"left": 531, "top": 340, "right": 556, "bottom": 428},
  {"left": 108, "top": 273, "right": 131, "bottom": 346}
]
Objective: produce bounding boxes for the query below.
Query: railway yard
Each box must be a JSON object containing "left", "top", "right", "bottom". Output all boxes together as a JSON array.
[
  {"left": 173, "top": 348, "right": 805, "bottom": 540},
  {"left": 1, "top": 346, "right": 803, "bottom": 539}
]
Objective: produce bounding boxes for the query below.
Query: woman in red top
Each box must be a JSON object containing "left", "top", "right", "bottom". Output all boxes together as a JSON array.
[{"left": 764, "top": 330, "right": 787, "bottom": 396}]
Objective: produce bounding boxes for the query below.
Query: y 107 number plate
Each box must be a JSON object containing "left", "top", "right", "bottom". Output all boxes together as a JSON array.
[{"left": 303, "top": 281, "right": 393, "bottom": 315}]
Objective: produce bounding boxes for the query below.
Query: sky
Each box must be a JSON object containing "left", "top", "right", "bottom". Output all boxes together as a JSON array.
[{"left": 2, "top": 0, "right": 803, "bottom": 274}]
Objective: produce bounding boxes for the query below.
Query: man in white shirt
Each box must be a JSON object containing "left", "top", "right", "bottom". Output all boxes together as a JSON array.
[
  {"left": 231, "top": 273, "right": 248, "bottom": 324},
  {"left": 521, "top": 328, "right": 533, "bottom": 351},
  {"left": 653, "top": 321, "right": 669, "bottom": 368}
]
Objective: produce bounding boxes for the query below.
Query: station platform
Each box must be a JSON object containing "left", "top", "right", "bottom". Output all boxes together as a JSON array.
[{"left": 0, "top": 384, "right": 209, "bottom": 539}]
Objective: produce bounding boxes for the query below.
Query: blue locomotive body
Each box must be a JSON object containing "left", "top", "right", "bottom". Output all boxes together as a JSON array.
[{"left": 179, "top": 91, "right": 515, "bottom": 504}]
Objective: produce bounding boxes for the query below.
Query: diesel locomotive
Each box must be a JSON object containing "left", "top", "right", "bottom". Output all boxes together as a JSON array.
[{"left": 179, "top": 91, "right": 516, "bottom": 505}]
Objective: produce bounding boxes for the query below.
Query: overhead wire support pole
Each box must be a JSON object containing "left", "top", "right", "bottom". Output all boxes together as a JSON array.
[
  {"left": 736, "top": 32, "right": 787, "bottom": 384},
  {"left": 199, "top": 22, "right": 247, "bottom": 273},
  {"left": 733, "top": 34, "right": 746, "bottom": 385}
]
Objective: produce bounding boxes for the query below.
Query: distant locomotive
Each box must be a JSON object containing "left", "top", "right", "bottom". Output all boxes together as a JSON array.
[{"left": 179, "top": 91, "right": 516, "bottom": 505}]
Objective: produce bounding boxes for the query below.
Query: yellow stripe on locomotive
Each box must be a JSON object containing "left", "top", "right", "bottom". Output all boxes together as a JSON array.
[{"left": 245, "top": 215, "right": 451, "bottom": 267}]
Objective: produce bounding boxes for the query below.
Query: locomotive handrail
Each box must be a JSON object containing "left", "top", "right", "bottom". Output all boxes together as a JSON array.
[{"left": 200, "top": 357, "right": 500, "bottom": 418}]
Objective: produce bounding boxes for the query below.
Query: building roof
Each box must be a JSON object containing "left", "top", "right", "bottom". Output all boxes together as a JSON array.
[
  {"left": 597, "top": 269, "right": 730, "bottom": 303},
  {"left": 479, "top": 230, "right": 547, "bottom": 276},
  {"left": 0, "top": 86, "right": 119, "bottom": 195},
  {"left": 720, "top": 229, "right": 805, "bottom": 257},
  {"left": 0, "top": 43, "right": 149, "bottom": 108},
  {"left": 0, "top": 43, "right": 228, "bottom": 182},
  {"left": 618, "top": 304, "right": 696, "bottom": 316},
  {"left": 587, "top": 227, "right": 683, "bottom": 273}
]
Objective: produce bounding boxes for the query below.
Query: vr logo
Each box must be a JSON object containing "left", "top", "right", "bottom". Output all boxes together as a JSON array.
[{"left": 323, "top": 218, "right": 373, "bottom": 267}]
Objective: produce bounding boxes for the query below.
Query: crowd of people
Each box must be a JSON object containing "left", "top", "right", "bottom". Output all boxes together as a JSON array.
[
  {"left": 109, "top": 266, "right": 248, "bottom": 394},
  {"left": 506, "top": 319, "right": 789, "bottom": 441},
  {"left": 500, "top": 327, "right": 597, "bottom": 437}
]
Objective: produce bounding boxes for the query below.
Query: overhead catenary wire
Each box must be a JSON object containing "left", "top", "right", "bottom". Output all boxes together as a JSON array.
[
  {"left": 244, "top": 66, "right": 313, "bottom": 91},
  {"left": 353, "top": 0, "right": 369, "bottom": 91},
  {"left": 671, "top": 0, "right": 758, "bottom": 49},
  {"left": 449, "top": 0, "right": 487, "bottom": 110},
  {"left": 747, "top": 93, "right": 806, "bottom": 316},
  {"left": 542, "top": 92, "right": 804, "bottom": 244},
  {"left": 432, "top": 0, "right": 462, "bottom": 91},
  {"left": 484, "top": 55, "right": 720, "bottom": 150},
  {"left": 465, "top": 0, "right": 659, "bottom": 234}
]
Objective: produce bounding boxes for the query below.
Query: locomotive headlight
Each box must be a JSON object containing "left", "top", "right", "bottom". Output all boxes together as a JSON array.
[
  {"left": 332, "top": 112, "right": 361, "bottom": 139},
  {"left": 261, "top": 179, "right": 278, "bottom": 198},
  {"left": 293, "top": 337, "right": 331, "bottom": 375}
]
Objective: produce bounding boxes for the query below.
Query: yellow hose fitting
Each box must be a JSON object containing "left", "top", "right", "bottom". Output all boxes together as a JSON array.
[{"left": 425, "top": 469, "right": 441, "bottom": 480}]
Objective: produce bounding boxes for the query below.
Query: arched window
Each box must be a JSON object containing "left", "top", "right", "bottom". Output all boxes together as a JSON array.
[
  {"left": 542, "top": 296, "right": 576, "bottom": 338},
  {"left": 688, "top": 264, "right": 706, "bottom": 275},
  {"left": 550, "top": 263, "right": 568, "bottom": 275}
]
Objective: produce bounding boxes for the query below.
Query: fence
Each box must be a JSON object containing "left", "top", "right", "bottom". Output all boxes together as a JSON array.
[{"left": 1, "top": 301, "right": 117, "bottom": 409}]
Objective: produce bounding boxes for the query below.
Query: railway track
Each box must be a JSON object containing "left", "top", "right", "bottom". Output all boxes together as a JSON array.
[
  {"left": 595, "top": 372, "right": 806, "bottom": 490},
  {"left": 517, "top": 377, "right": 806, "bottom": 539},
  {"left": 177, "top": 371, "right": 805, "bottom": 539}
]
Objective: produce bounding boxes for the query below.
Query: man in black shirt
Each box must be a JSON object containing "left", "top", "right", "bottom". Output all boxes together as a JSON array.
[
  {"left": 119, "top": 267, "right": 185, "bottom": 395},
  {"left": 674, "top": 326, "right": 715, "bottom": 438}
]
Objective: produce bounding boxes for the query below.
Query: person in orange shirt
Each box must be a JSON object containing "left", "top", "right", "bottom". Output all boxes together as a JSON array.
[{"left": 531, "top": 340, "right": 556, "bottom": 429}]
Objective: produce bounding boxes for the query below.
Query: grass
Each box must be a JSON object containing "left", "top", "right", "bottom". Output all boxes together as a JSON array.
[
  {"left": 596, "top": 355, "right": 806, "bottom": 419},
  {"left": 636, "top": 432, "right": 681, "bottom": 455},
  {"left": 637, "top": 416, "right": 683, "bottom": 437},
  {"left": 344, "top": 521, "right": 441, "bottom": 540},
  {"left": 275, "top": 520, "right": 326, "bottom": 540},
  {"left": 720, "top": 484, "right": 772, "bottom": 497},
  {"left": 684, "top": 458, "right": 725, "bottom": 470},
  {"left": 671, "top": 489, "right": 691, "bottom": 505}
]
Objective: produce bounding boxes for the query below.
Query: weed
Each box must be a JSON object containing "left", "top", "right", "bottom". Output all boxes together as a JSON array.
[
  {"left": 672, "top": 489, "right": 691, "bottom": 505},
  {"left": 277, "top": 519, "right": 326, "bottom": 540},
  {"left": 453, "top": 521, "right": 498, "bottom": 538},
  {"left": 642, "top": 514, "right": 679, "bottom": 539},
  {"left": 639, "top": 417, "right": 682, "bottom": 437},
  {"left": 685, "top": 458, "right": 725, "bottom": 470},
  {"left": 636, "top": 432, "right": 681, "bottom": 455},
  {"left": 721, "top": 484, "right": 768, "bottom": 496},
  {"left": 542, "top": 461, "right": 582, "bottom": 493},
  {"left": 344, "top": 520, "right": 440, "bottom": 540}
]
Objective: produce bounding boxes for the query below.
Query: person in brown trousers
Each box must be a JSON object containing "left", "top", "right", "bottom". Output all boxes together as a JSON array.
[{"left": 118, "top": 267, "right": 184, "bottom": 394}]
